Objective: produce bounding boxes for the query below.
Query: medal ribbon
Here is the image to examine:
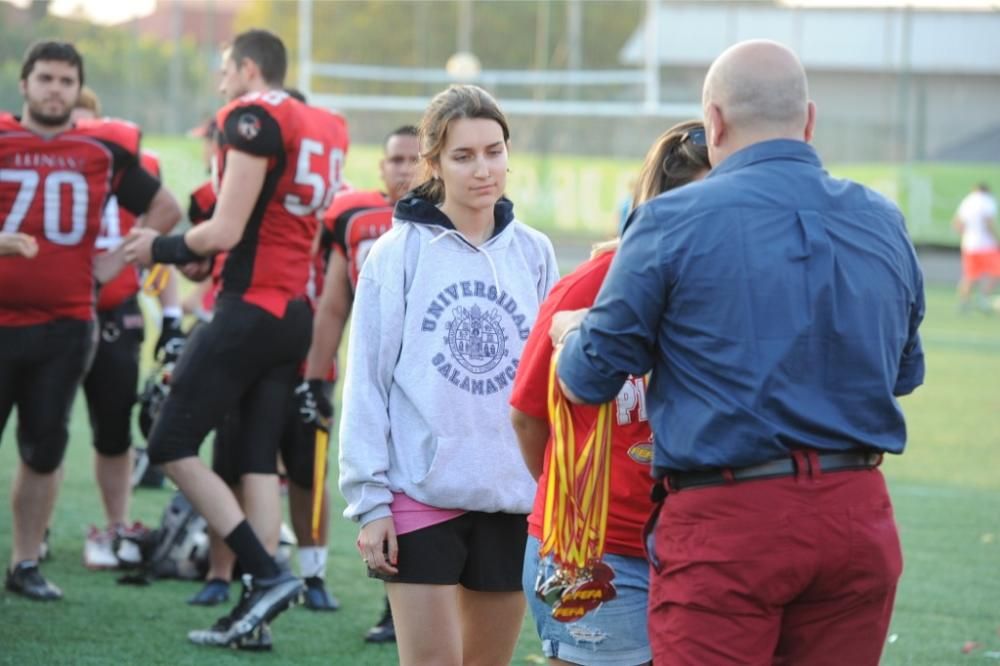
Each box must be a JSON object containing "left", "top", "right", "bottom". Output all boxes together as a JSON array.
[{"left": 540, "top": 348, "right": 614, "bottom": 572}]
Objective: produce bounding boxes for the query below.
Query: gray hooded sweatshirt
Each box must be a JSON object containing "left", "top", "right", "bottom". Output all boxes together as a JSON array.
[{"left": 339, "top": 195, "right": 560, "bottom": 527}]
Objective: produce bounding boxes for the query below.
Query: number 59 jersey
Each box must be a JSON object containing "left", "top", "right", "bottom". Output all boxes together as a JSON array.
[
  {"left": 214, "top": 91, "right": 349, "bottom": 318},
  {"left": 0, "top": 113, "right": 157, "bottom": 326}
]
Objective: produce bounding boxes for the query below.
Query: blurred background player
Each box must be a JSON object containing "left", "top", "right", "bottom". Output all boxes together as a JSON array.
[
  {"left": 122, "top": 29, "right": 348, "bottom": 649},
  {"left": 301, "top": 123, "right": 420, "bottom": 641},
  {"left": 69, "top": 87, "right": 187, "bottom": 570},
  {"left": 952, "top": 182, "right": 1000, "bottom": 312},
  {"left": 1, "top": 40, "right": 181, "bottom": 601}
]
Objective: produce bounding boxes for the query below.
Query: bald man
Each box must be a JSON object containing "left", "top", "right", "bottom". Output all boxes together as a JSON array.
[{"left": 552, "top": 40, "right": 924, "bottom": 665}]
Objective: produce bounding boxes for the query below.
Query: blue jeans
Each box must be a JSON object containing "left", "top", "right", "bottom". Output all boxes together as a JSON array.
[{"left": 522, "top": 535, "right": 651, "bottom": 666}]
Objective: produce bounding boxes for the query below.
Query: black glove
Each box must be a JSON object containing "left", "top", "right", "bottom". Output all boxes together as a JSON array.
[
  {"left": 155, "top": 316, "right": 186, "bottom": 364},
  {"left": 295, "top": 379, "right": 333, "bottom": 429}
]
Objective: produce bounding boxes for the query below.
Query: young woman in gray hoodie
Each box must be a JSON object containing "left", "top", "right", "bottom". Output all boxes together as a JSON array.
[{"left": 339, "top": 85, "right": 559, "bottom": 665}]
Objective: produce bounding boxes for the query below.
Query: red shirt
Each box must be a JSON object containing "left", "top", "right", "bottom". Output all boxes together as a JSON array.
[
  {"left": 510, "top": 250, "right": 653, "bottom": 558},
  {"left": 96, "top": 151, "right": 162, "bottom": 311},
  {"left": 214, "top": 91, "right": 349, "bottom": 317},
  {"left": 321, "top": 189, "right": 392, "bottom": 290},
  {"left": 0, "top": 114, "right": 155, "bottom": 325}
]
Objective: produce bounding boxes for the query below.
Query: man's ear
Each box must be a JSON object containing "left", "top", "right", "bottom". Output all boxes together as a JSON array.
[
  {"left": 239, "top": 56, "right": 260, "bottom": 82},
  {"left": 804, "top": 100, "right": 817, "bottom": 143},
  {"left": 707, "top": 103, "right": 725, "bottom": 147}
]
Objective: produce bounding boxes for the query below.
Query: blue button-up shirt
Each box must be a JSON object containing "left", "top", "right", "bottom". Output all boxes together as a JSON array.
[{"left": 558, "top": 139, "right": 925, "bottom": 473}]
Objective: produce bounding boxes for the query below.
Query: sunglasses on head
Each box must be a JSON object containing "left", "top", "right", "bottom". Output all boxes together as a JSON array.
[{"left": 683, "top": 128, "right": 706, "bottom": 146}]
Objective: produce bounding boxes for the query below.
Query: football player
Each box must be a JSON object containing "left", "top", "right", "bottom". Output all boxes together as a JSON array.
[
  {"left": 70, "top": 88, "right": 186, "bottom": 570},
  {"left": 122, "top": 29, "right": 349, "bottom": 649},
  {"left": 1, "top": 40, "right": 182, "bottom": 601}
]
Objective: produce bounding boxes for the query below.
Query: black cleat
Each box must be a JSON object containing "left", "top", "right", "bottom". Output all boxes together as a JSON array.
[
  {"left": 301, "top": 576, "right": 340, "bottom": 611},
  {"left": 188, "top": 619, "right": 272, "bottom": 651},
  {"left": 187, "top": 571, "right": 302, "bottom": 648},
  {"left": 188, "top": 578, "right": 231, "bottom": 606},
  {"left": 364, "top": 599, "right": 396, "bottom": 643},
  {"left": 5, "top": 560, "right": 63, "bottom": 601}
]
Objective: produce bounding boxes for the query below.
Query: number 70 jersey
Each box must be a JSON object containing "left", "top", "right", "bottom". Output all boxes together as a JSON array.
[
  {"left": 214, "top": 91, "right": 349, "bottom": 318},
  {"left": 0, "top": 113, "right": 145, "bottom": 325}
]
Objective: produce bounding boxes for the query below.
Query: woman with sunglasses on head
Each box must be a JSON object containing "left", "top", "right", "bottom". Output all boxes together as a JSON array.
[
  {"left": 510, "top": 120, "right": 710, "bottom": 666},
  {"left": 338, "top": 84, "right": 559, "bottom": 666}
]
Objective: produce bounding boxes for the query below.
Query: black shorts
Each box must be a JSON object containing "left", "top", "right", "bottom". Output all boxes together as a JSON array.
[
  {"left": 369, "top": 511, "right": 528, "bottom": 592},
  {"left": 147, "top": 296, "right": 312, "bottom": 466},
  {"left": 0, "top": 319, "right": 97, "bottom": 473},
  {"left": 83, "top": 297, "right": 144, "bottom": 456}
]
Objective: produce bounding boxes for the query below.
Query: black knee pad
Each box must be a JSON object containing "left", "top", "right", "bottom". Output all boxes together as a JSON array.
[
  {"left": 146, "top": 424, "right": 201, "bottom": 466},
  {"left": 84, "top": 324, "right": 141, "bottom": 458},
  {"left": 19, "top": 438, "right": 68, "bottom": 475},
  {"left": 239, "top": 438, "right": 280, "bottom": 477}
]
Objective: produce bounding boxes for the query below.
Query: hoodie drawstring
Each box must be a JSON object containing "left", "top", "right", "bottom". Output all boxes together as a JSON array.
[{"left": 430, "top": 229, "right": 502, "bottom": 295}]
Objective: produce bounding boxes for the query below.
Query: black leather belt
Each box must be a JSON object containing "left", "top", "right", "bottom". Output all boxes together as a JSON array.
[{"left": 665, "top": 451, "right": 883, "bottom": 491}]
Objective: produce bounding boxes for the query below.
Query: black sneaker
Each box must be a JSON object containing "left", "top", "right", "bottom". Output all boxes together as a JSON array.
[
  {"left": 188, "top": 571, "right": 303, "bottom": 648},
  {"left": 301, "top": 576, "right": 340, "bottom": 611},
  {"left": 5, "top": 560, "right": 63, "bottom": 601},
  {"left": 364, "top": 599, "right": 395, "bottom": 643},
  {"left": 188, "top": 618, "right": 272, "bottom": 651},
  {"left": 188, "top": 578, "right": 230, "bottom": 606}
]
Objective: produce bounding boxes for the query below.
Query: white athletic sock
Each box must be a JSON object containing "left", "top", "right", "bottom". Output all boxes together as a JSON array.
[{"left": 298, "top": 546, "right": 328, "bottom": 579}]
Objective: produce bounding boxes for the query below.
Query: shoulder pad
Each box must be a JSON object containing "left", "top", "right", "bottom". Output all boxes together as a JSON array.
[
  {"left": 217, "top": 90, "right": 290, "bottom": 121},
  {"left": 73, "top": 118, "right": 141, "bottom": 156},
  {"left": 0, "top": 113, "right": 23, "bottom": 132},
  {"left": 139, "top": 150, "right": 161, "bottom": 178},
  {"left": 324, "top": 189, "right": 389, "bottom": 225}
]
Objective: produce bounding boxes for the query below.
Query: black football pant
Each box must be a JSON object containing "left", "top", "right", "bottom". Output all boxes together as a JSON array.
[
  {"left": 82, "top": 297, "right": 144, "bottom": 457},
  {"left": 147, "top": 296, "right": 311, "bottom": 467},
  {"left": 212, "top": 379, "right": 333, "bottom": 488},
  {"left": 0, "top": 319, "right": 96, "bottom": 473}
]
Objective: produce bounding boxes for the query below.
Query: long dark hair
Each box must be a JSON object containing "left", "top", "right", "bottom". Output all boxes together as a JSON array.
[
  {"left": 593, "top": 120, "right": 710, "bottom": 257},
  {"left": 632, "top": 120, "right": 710, "bottom": 207}
]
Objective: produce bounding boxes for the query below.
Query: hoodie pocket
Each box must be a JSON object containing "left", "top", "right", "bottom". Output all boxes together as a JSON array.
[
  {"left": 414, "top": 436, "right": 463, "bottom": 488},
  {"left": 410, "top": 434, "right": 533, "bottom": 513}
]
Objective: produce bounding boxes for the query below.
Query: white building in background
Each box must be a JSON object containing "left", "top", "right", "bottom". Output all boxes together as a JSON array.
[{"left": 620, "top": 2, "right": 1000, "bottom": 162}]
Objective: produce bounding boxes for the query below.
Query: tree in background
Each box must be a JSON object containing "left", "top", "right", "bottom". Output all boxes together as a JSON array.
[{"left": 0, "top": 5, "right": 215, "bottom": 133}]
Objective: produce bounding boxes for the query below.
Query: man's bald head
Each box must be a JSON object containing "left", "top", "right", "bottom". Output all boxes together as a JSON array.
[{"left": 702, "top": 40, "right": 814, "bottom": 163}]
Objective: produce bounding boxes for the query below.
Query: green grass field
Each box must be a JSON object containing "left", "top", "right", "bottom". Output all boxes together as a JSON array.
[
  {"left": 144, "top": 134, "right": 1000, "bottom": 247},
  {"left": 1, "top": 285, "right": 998, "bottom": 665}
]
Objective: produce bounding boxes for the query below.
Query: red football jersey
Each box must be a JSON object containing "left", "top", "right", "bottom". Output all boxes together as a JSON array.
[
  {"left": 188, "top": 179, "right": 215, "bottom": 225},
  {"left": 0, "top": 114, "right": 155, "bottom": 325},
  {"left": 322, "top": 189, "right": 392, "bottom": 290},
  {"left": 214, "top": 91, "right": 349, "bottom": 317},
  {"left": 96, "top": 150, "right": 162, "bottom": 312},
  {"left": 510, "top": 250, "right": 653, "bottom": 559}
]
